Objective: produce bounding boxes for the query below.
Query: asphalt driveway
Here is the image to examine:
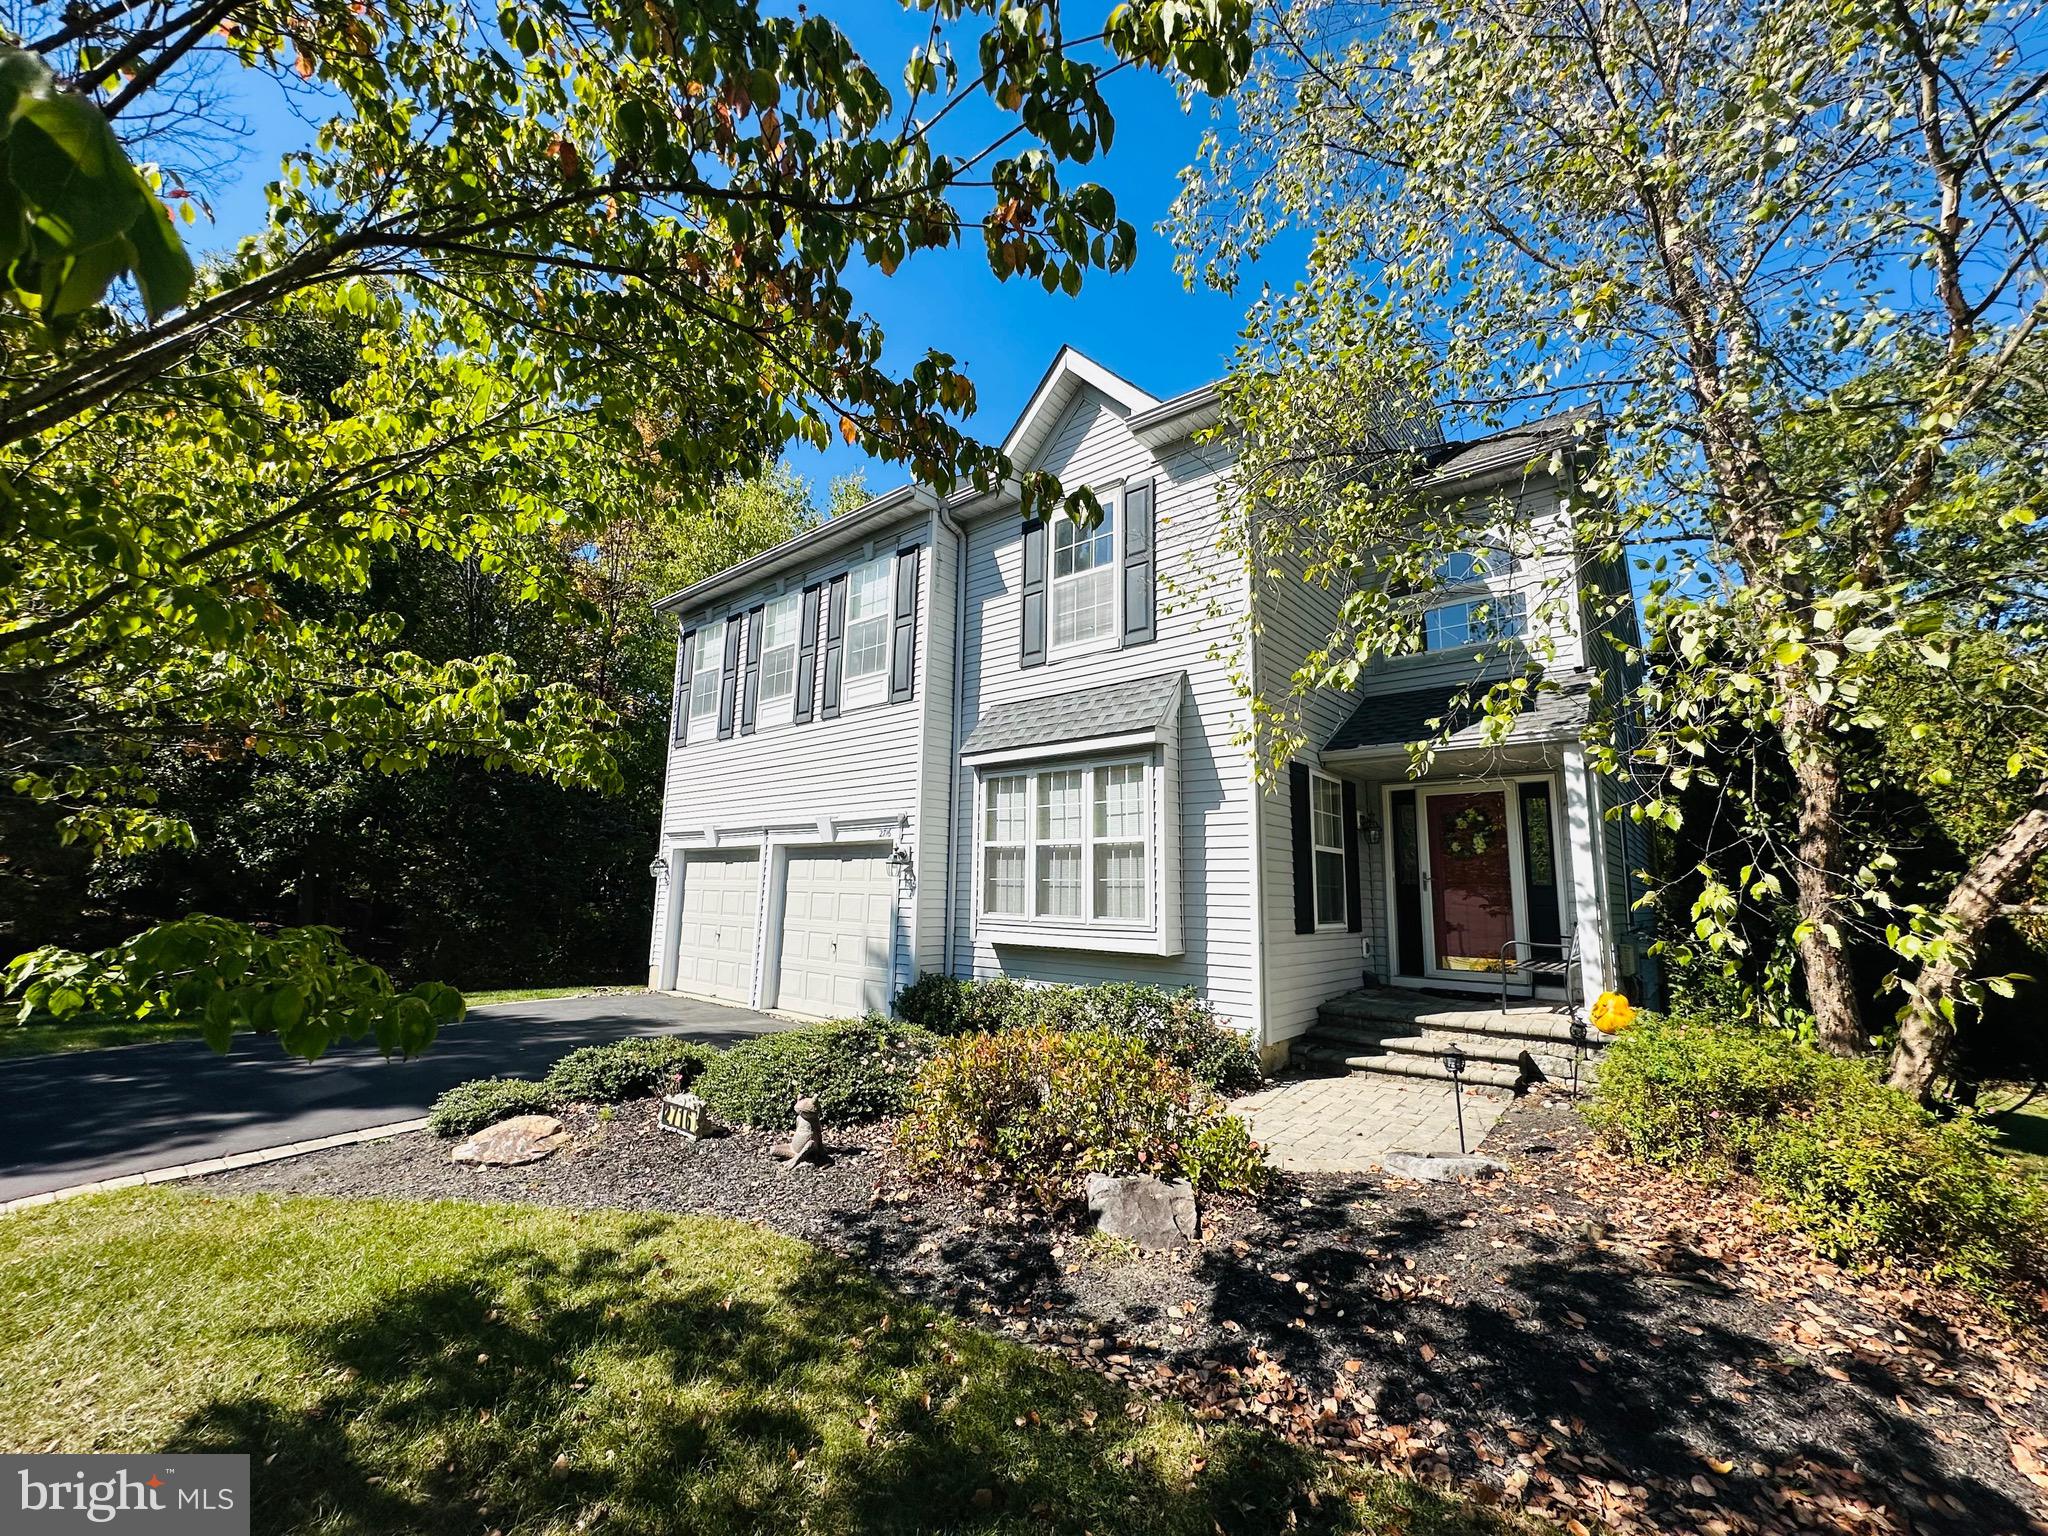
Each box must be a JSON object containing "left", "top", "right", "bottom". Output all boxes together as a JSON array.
[{"left": 0, "top": 992, "right": 784, "bottom": 1203}]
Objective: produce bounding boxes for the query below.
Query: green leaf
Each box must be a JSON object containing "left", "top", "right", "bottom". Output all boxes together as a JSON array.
[
  {"left": 122, "top": 192, "right": 194, "bottom": 318},
  {"left": 10, "top": 91, "right": 144, "bottom": 248}
]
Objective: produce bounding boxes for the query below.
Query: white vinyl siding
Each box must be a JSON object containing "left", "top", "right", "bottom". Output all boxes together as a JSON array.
[
  {"left": 954, "top": 382, "right": 1239, "bottom": 1002},
  {"left": 1311, "top": 772, "right": 1346, "bottom": 928}
]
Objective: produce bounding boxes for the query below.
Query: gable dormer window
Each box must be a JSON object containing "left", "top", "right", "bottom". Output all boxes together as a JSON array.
[
  {"left": 1050, "top": 502, "right": 1117, "bottom": 652},
  {"left": 1418, "top": 542, "right": 1525, "bottom": 652}
]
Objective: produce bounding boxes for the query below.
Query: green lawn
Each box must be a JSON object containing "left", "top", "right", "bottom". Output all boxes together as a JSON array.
[
  {"left": 0, "top": 985, "right": 643, "bottom": 1060},
  {"left": 1987, "top": 1086, "right": 2048, "bottom": 1177},
  {"left": 0, "top": 1191, "right": 1509, "bottom": 1536}
]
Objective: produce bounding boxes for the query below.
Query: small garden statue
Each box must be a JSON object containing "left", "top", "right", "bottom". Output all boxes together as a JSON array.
[{"left": 777, "top": 1096, "right": 825, "bottom": 1168}]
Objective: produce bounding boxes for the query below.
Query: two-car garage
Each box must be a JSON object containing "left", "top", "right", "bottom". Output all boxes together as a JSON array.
[{"left": 659, "top": 843, "right": 898, "bottom": 1017}]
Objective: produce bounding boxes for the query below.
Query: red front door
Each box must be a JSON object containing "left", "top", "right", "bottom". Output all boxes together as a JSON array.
[{"left": 1425, "top": 789, "right": 1515, "bottom": 972}]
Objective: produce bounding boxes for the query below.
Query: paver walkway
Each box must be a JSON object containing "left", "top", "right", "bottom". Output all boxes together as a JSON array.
[{"left": 1231, "top": 1070, "right": 1512, "bottom": 1172}]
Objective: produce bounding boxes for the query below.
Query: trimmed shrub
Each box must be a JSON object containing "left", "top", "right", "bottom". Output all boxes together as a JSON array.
[
  {"left": 429, "top": 1077, "right": 555, "bottom": 1138},
  {"left": 1588, "top": 1012, "right": 2047, "bottom": 1301},
  {"left": 693, "top": 1016, "right": 937, "bottom": 1130},
  {"left": 1582, "top": 1012, "right": 1817, "bottom": 1171},
  {"left": 892, "top": 976, "right": 1262, "bottom": 1094},
  {"left": 895, "top": 1025, "right": 1269, "bottom": 1206},
  {"left": 542, "top": 1036, "right": 719, "bottom": 1105}
]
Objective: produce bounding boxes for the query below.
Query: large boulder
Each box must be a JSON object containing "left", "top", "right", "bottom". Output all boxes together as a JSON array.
[
  {"left": 451, "top": 1114, "right": 570, "bottom": 1166},
  {"left": 1085, "top": 1172, "right": 1198, "bottom": 1249}
]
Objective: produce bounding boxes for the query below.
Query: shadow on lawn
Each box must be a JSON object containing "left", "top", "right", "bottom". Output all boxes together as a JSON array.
[
  {"left": 162, "top": 1220, "right": 1494, "bottom": 1536},
  {"left": 1191, "top": 1181, "right": 2036, "bottom": 1536}
]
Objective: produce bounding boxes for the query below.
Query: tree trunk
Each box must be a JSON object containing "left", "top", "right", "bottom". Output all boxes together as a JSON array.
[
  {"left": 1887, "top": 775, "right": 2048, "bottom": 1101},
  {"left": 1777, "top": 685, "right": 1869, "bottom": 1054}
]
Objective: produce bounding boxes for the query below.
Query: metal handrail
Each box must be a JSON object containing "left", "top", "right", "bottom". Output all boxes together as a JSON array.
[{"left": 1498, "top": 934, "right": 1581, "bottom": 1015}]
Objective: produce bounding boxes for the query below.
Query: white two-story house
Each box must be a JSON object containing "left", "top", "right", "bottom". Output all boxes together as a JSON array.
[{"left": 646, "top": 347, "right": 1656, "bottom": 1075}]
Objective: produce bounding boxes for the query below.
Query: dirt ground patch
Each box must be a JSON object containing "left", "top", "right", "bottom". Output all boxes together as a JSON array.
[{"left": 202, "top": 1093, "right": 2048, "bottom": 1536}]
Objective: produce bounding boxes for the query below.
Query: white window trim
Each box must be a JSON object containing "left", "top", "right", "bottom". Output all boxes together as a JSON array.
[
  {"left": 842, "top": 554, "right": 893, "bottom": 707},
  {"left": 1310, "top": 769, "right": 1348, "bottom": 930},
  {"left": 687, "top": 624, "right": 724, "bottom": 722},
  {"left": 755, "top": 593, "right": 801, "bottom": 731},
  {"left": 1046, "top": 492, "right": 1121, "bottom": 663},
  {"left": 974, "top": 754, "right": 1155, "bottom": 940}
]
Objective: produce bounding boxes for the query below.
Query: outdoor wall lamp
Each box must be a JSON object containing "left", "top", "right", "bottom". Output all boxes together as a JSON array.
[
  {"left": 647, "top": 855, "right": 668, "bottom": 881},
  {"left": 1361, "top": 813, "right": 1383, "bottom": 846}
]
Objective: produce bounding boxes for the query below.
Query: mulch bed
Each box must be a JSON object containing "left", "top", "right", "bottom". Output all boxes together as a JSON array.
[{"left": 200, "top": 1094, "right": 2048, "bottom": 1536}]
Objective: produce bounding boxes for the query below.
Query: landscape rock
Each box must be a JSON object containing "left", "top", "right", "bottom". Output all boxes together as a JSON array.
[
  {"left": 1379, "top": 1151, "right": 1506, "bottom": 1182},
  {"left": 1085, "top": 1172, "right": 1198, "bottom": 1249},
  {"left": 451, "top": 1114, "right": 570, "bottom": 1166}
]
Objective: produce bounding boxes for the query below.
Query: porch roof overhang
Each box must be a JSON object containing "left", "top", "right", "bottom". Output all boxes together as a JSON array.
[
  {"left": 1319, "top": 675, "right": 1592, "bottom": 773},
  {"left": 960, "top": 670, "right": 1185, "bottom": 766}
]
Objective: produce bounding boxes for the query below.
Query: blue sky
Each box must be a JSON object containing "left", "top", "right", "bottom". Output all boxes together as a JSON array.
[{"left": 193, "top": 11, "right": 1280, "bottom": 512}]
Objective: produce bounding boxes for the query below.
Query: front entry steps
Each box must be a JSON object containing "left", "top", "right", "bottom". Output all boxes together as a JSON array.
[{"left": 1294, "top": 987, "right": 1607, "bottom": 1094}]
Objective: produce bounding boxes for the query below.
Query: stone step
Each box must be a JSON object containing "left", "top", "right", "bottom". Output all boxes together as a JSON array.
[
  {"left": 1291, "top": 1040, "right": 1530, "bottom": 1092},
  {"left": 1317, "top": 990, "right": 1605, "bottom": 1052},
  {"left": 1309, "top": 1020, "right": 1601, "bottom": 1082}
]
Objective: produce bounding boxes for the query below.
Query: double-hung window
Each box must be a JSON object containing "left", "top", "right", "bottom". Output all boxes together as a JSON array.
[
  {"left": 978, "top": 758, "right": 1151, "bottom": 929},
  {"left": 1420, "top": 542, "right": 1525, "bottom": 652},
  {"left": 982, "top": 774, "right": 1029, "bottom": 916},
  {"left": 1310, "top": 772, "right": 1347, "bottom": 928},
  {"left": 687, "top": 625, "right": 723, "bottom": 722},
  {"left": 1049, "top": 503, "right": 1117, "bottom": 651},
  {"left": 757, "top": 593, "right": 800, "bottom": 719},
  {"left": 845, "top": 555, "right": 892, "bottom": 683}
]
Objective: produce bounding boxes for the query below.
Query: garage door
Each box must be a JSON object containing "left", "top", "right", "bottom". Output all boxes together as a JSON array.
[
  {"left": 776, "top": 847, "right": 896, "bottom": 1018},
  {"left": 673, "top": 851, "right": 760, "bottom": 1005}
]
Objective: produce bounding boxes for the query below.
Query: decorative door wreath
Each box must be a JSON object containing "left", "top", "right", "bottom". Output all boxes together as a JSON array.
[{"left": 1443, "top": 804, "right": 1504, "bottom": 858}]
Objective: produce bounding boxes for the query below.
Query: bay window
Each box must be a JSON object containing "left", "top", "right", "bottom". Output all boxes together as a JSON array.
[{"left": 977, "top": 757, "right": 1152, "bottom": 932}]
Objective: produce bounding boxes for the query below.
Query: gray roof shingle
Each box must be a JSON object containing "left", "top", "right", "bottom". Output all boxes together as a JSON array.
[
  {"left": 1325, "top": 675, "right": 1591, "bottom": 753},
  {"left": 961, "top": 671, "right": 1185, "bottom": 758},
  {"left": 1418, "top": 405, "right": 1602, "bottom": 489}
]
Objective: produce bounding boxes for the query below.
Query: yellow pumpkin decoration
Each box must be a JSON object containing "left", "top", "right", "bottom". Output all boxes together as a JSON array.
[{"left": 1590, "top": 991, "right": 1636, "bottom": 1035}]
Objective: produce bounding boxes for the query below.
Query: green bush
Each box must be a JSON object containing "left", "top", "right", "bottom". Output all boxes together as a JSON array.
[
  {"left": 693, "top": 1016, "right": 937, "bottom": 1130},
  {"left": 1583, "top": 1011, "right": 1817, "bottom": 1171},
  {"left": 892, "top": 976, "right": 1262, "bottom": 1094},
  {"left": 428, "top": 1077, "right": 556, "bottom": 1138},
  {"left": 542, "top": 1036, "right": 718, "bottom": 1104},
  {"left": 1588, "top": 1012, "right": 2047, "bottom": 1301},
  {"left": 895, "top": 1025, "right": 1269, "bottom": 1206}
]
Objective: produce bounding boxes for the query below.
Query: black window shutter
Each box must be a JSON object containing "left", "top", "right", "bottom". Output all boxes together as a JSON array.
[
  {"left": 1019, "top": 517, "right": 1047, "bottom": 667},
  {"left": 1289, "top": 761, "right": 1314, "bottom": 935},
  {"left": 888, "top": 545, "right": 921, "bottom": 703},
  {"left": 819, "top": 572, "right": 848, "bottom": 719},
  {"left": 1121, "top": 478, "right": 1155, "bottom": 646},
  {"left": 792, "top": 584, "right": 821, "bottom": 724},
  {"left": 671, "top": 624, "right": 695, "bottom": 746},
  {"left": 1342, "top": 780, "right": 1363, "bottom": 933},
  {"left": 715, "top": 615, "right": 741, "bottom": 739},
  {"left": 739, "top": 602, "right": 765, "bottom": 735}
]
